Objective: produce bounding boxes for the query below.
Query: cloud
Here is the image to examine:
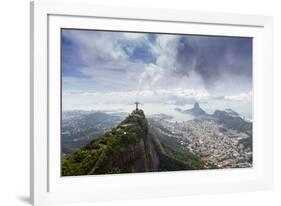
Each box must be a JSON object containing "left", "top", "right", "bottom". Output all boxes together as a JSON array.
[
  {"left": 224, "top": 92, "right": 252, "bottom": 102},
  {"left": 138, "top": 64, "right": 165, "bottom": 90},
  {"left": 137, "top": 35, "right": 206, "bottom": 91},
  {"left": 175, "top": 35, "right": 252, "bottom": 87},
  {"left": 62, "top": 30, "right": 128, "bottom": 64},
  {"left": 62, "top": 88, "right": 210, "bottom": 106},
  {"left": 62, "top": 29, "right": 252, "bottom": 98}
]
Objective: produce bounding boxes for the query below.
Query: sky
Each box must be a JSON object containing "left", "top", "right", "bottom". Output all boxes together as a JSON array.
[{"left": 61, "top": 29, "right": 253, "bottom": 118}]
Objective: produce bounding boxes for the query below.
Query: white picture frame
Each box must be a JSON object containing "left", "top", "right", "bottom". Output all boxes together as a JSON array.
[{"left": 30, "top": 1, "right": 273, "bottom": 205}]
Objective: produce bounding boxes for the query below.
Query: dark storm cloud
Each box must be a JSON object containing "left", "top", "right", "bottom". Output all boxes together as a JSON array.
[{"left": 175, "top": 35, "right": 252, "bottom": 86}]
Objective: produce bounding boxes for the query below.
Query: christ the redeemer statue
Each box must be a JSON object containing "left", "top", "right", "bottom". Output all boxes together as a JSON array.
[{"left": 134, "top": 102, "right": 140, "bottom": 111}]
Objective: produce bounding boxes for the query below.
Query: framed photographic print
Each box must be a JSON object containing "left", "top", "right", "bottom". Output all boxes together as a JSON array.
[{"left": 30, "top": 1, "right": 273, "bottom": 205}]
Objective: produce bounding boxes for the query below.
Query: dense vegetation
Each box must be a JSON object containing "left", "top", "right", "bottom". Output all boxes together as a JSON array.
[{"left": 62, "top": 109, "right": 209, "bottom": 176}]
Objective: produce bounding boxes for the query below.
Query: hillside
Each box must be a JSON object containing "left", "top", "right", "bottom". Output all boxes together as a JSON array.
[
  {"left": 62, "top": 109, "right": 210, "bottom": 176},
  {"left": 213, "top": 110, "right": 252, "bottom": 135},
  {"left": 62, "top": 111, "right": 124, "bottom": 155}
]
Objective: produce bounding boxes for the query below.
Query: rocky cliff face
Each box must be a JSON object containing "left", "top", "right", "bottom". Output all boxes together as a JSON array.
[{"left": 62, "top": 109, "right": 207, "bottom": 176}]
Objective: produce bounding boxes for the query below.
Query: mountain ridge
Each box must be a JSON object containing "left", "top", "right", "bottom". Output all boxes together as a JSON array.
[{"left": 62, "top": 109, "right": 211, "bottom": 176}]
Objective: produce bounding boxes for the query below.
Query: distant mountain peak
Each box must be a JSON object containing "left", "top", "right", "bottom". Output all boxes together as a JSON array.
[
  {"left": 190, "top": 102, "right": 206, "bottom": 116},
  {"left": 175, "top": 102, "right": 207, "bottom": 117},
  {"left": 224, "top": 108, "right": 239, "bottom": 117},
  {"left": 213, "top": 109, "right": 240, "bottom": 119},
  {"left": 212, "top": 109, "right": 252, "bottom": 136},
  {"left": 194, "top": 102, "right": 200, "bottom": 109}
]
